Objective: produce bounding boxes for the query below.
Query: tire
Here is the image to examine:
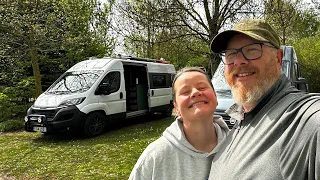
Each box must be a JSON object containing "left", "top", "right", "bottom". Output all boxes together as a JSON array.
[
  {"left": 161, "top": 107, "right": 173, "bottom": 117},
  {"left": 83, "top": 112, "right": 106, "bottom": 137},
  {"left": 42, "top": 132, "right": 55, "bottom": 135}
]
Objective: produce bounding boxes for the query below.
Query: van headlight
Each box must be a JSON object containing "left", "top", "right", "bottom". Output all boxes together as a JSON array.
[{"left": 58, "top": 97, "right": 86, "bottom": 107}]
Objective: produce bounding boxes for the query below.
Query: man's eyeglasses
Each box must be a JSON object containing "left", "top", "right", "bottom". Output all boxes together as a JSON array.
[{"left": 219, "top": 43, "right": 276, "bottom": 65}]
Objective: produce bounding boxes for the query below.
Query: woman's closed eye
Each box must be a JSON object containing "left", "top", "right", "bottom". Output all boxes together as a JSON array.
[
  {"left": 198, "top": 87, "right": 208, "bottom": 91},
  {"left": 180, "top": 90, "right": 191, "bottom": 95}
]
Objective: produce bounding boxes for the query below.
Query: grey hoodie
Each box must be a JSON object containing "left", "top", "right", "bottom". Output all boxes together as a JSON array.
[
  {"left": 208, "top": 75, "right": 320, "bottom": 180},
  {"left": 129, "top": 115, "right": 229, "bottom": 180}
]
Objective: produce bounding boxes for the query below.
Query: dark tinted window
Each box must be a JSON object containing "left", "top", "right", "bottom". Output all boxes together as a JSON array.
[
  {"left": 101, "top": 71, "right": 120, "bottom": 93},
  {"left": 152, "top": 75, "right": 166, "bottom": 88}
]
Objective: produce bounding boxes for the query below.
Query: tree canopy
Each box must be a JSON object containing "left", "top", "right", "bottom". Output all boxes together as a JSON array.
[
  {"left": 0, "top": 0, "right": 115, "bottom": 95},
  {"left": 114, "top": 0, "right": 264, "bottom": 74},
  {"left": 0, "top": 0, "right": 115, "bottom": 121},
  {"left": 0, "top": 0, "right": 319, "bottom": 122}
]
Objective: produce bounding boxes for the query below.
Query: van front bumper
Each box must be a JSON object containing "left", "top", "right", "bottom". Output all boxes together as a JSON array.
[{"left": 25, "top": 105, "right": 86, "bottom": 133}]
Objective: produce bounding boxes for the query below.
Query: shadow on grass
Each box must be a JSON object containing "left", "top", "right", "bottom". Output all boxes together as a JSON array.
[
  {"left": 31, "top": 114, "right": 171, "bottom": 143},
  {"left": 111, "top": 113, "right": 166, "bottom": 130}
]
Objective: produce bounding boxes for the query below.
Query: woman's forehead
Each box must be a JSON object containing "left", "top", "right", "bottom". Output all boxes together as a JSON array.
[
  {"left": 174, "top": 72, "right": 209, "bottom": 87},
  {"left": 176, "top": 71, "right": 205, "bottom": 81}
]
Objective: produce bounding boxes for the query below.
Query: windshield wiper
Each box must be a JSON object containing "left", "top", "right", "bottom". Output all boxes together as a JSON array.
[
  {"left": 216, "top": 89, "right": 231, "bottom": 93},
  {"left": 47, "top": 90, "right": 70, "bottom": 94}
]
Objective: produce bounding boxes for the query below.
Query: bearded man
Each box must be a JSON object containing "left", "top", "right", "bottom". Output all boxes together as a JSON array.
[{"left": 208, "top": 18, "right": 320, "bottom": 180}]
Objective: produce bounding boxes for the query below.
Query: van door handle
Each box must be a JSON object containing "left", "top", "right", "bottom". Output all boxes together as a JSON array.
[
  {"left": 151, "top": 90, "right": 154, "bottom": 96},
  {"left": 120, "top": 92, "right": 123, "bottom": 99}
]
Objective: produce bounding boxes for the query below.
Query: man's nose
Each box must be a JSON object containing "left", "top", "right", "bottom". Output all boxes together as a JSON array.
[{"left": 233, "top": 52, "right": 248, "bottom": 66}]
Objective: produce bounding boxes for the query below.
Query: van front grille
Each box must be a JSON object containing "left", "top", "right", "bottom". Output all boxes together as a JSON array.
[
  {"left": 214, "top": 111, "right": 235, "bottom": 129},
  {"left": 30, "top": 108, "right": 58, "bottom": 119}
]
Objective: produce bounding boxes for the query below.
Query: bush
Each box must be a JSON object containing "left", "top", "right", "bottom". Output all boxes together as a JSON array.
[
  {"left": 0, "top": 92, "right": 31, "bottom": 123},
  {"left": 0, "top": 119, "right": 24, "bottom": 132},
  {"left": 292, "top": 35, "right": 320, "bottom": 93},
  {"left": 0, "top": 93, "right": 16, "bottom": 122},
  {"left": 1, "top": 77, "right": 35, "bottom": 122}
]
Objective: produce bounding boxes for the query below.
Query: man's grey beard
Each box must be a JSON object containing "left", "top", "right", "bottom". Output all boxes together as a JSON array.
[{"left": 231, "top": 78, "right": 276, "bottom": 107}]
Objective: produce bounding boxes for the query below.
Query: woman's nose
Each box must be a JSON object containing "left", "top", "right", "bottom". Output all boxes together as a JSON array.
[{"left": 191, "top": 88, "right": 201, "bottom": 97}]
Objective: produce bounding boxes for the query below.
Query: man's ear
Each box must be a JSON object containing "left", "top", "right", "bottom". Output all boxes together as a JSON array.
[{"left": 277, "top": 48, "right": 283, "bottom": 67}]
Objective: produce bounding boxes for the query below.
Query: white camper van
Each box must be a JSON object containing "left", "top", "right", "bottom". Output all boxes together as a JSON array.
[{"left": 25, "top": 57, "right": 176, "bottom": 137}]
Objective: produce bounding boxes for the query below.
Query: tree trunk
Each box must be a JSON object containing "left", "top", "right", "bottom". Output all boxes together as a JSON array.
[
  {"left": 208, "top": 53, "right": 220, "bottom": 78},
  {"left": 29, "top": 27, "right": 42, "bottom": 97}
]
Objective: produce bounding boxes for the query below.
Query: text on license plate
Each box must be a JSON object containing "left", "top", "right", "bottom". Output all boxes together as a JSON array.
[{"left": 33, "top": 126, "right": 47, "bottom": 132}]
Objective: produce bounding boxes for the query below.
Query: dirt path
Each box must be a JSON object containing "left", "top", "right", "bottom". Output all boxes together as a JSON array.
[{"left": 0, "top": 173, "right": 16, "bottom": 180}]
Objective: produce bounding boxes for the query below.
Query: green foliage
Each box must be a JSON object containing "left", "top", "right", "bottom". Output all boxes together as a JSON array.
[
  {"left": 0, "top": 93, "right": 16, "bottom": 122},
  {"left": 293, "top": 9, "right": 320, "bottom": 39},
  {"left": 0, "top": 78, "right": 34, "bottom": 121},
  {"left": 0, "top": 0, "right": 115, "bottom": 85},
  {"left": 0, "top": 120, "right": 24, "bottom": 132},
  {"left": 0, "top": 0, "right": 116, "bottom": 122},
  {"left": 292, "top": 35, "right": 320, "bottom": 92},
  {"left": 0, "top": 93, "right": 9, "bottom": 121},
  {"left": 265, "top": 0, "right": 320, "bottom": 44},
  {"left": 3, "top": 77, "right": 35, "bottom": 102},
  {"left": 118, "top": 0, "right": 260, "bottom": 74},
  {"left": 125, "top": 28, "right": 210, "bottom": 71},
  {"left": 0, "top": 117, "right": 173, "bottom": 179}
]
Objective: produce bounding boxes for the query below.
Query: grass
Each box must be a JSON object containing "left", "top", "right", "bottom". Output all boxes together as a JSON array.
[{"left": 0, "top": 115, "right": 174, "bottom": 180}]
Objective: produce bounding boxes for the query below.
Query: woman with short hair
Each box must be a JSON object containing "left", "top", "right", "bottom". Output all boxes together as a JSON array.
[{"left": 129, "top": 67, "right": 229, "bottom": 180}]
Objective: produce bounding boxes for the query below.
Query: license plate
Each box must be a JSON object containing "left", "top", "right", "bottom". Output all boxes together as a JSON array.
[{"left": 33, "top": 126, "right": 47, "bottom": 132}]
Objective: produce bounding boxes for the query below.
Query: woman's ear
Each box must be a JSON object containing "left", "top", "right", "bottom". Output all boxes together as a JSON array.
[
  {"left": 214, "top": 91, "right": 218, "bottom": 106},
  {"left": 174, "top": 103, "right": 180, "bottom": 116}
]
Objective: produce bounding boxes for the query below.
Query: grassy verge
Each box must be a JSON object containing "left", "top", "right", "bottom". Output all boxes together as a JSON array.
[{"left": 0, "top": 116, "right": 174, "bottom": 180}]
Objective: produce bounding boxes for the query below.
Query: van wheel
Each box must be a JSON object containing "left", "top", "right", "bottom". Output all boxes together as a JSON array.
[
  {"left": 161, "top": 108, "right": 172, "bottom": 117},
  {"left": 83, "top": 112, "right": 106, "bottom": 137}
]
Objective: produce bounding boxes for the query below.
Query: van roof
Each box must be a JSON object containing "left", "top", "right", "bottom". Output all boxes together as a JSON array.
[{"left": 67, "top": 57, "right": 176, "bottom": 74}]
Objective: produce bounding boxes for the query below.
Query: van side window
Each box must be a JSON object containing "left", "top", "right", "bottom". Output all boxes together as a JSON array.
[
  {"left": 153, "top": 75, "right": 166, "bottom": 87},
  {"left": 149, "top": 73, "right": 173, "bottom": 89},
  {"left": 100, "top": 71, "right": 120, "bottom": 93}
]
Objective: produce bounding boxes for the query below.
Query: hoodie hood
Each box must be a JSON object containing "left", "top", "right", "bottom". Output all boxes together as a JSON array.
[{"left": 162, "top": 115, "right": 229, "bottom": 158}]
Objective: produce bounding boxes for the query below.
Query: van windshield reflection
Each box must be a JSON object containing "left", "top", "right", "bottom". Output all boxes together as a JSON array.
[
  {"left": 211, "top": 63, "right": 231, "bottom": 92},
  {"left": 46, "top": 70, "right": 103, "bottom": 94}
]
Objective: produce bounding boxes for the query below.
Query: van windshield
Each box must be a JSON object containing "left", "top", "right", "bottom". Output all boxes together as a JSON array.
[
  {"left": 46, "top": 70, "right": 104, "bottom": 94},
  {"left": 212, "top": 63, "right": 231, "bottom": 92}
]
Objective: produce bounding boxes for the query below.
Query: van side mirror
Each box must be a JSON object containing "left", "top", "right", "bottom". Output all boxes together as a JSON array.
[
  {"left": 295, "top": 77, "right": 308, "bottom": 92},
  {"left": 95, "top": 83, "right": 111, "bottom": 95}
]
